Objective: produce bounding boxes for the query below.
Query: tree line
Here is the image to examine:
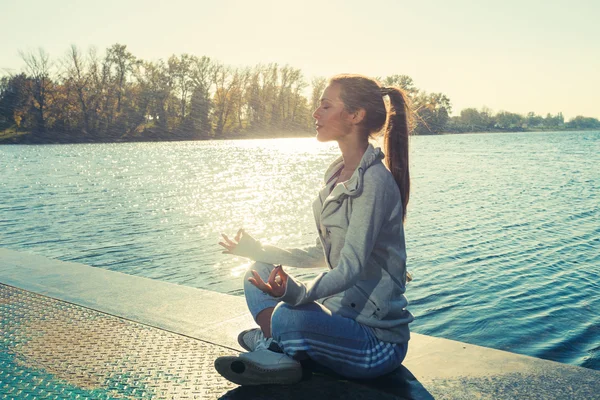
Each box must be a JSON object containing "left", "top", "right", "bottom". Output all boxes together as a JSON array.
[
  {"left": 0, "top": 44, "right": 598, "bottom": 144},
  {"left": 446, "top": 108, "right": 599, "bottom": 133}
]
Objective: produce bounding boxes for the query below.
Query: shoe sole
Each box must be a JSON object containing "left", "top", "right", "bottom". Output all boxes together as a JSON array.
[{"left": 214, "top": 356, "right": 303, "bottom": 386}]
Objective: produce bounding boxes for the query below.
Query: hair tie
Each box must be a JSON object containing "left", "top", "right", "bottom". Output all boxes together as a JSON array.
[{"left": 380, "top": 86, "right": 392, "bottom": 96}]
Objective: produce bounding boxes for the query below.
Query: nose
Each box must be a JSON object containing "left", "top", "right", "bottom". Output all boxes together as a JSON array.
[{"left": 312, "top": 108, "right": 320, "bottom": 120}]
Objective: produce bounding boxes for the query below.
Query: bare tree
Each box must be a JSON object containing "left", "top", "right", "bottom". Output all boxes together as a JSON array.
[
  {"left": 63, "top": 45, "right": 92, "bottom": 134},
  {"left": 168, "top": 54, "right": 194, "bottom": 124},
  {"left": 310, "top": 77, "right": 327, "bottom": 115},
  {"left": 19, "top": 48, "right": 53, "bottom": 133},
  {"left": 107, "top": 44, "right": 137, "bottom": 114},
  {"left": 289, "top": 69, "right": 307, "bottom": 127},
  {"left": 212, "top": 64, "right": 239, "bottom": 136}
]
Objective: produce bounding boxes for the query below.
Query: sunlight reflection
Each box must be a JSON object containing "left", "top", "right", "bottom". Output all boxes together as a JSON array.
[
  {"left": 233, "top": 137, "right": 336, "bottom": 153},
  {"left": 231, "top": 260, "right": 253, "bottom": 278}
]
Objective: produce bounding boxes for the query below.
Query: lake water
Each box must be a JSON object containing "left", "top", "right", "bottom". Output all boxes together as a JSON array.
[{"left": 1, "top": 131, "right": 599, "bottom": 371}]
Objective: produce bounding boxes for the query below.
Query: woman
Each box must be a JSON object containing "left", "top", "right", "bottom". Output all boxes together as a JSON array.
[{"left": 215, "top": 74, "right": 414, "bottom": 386}]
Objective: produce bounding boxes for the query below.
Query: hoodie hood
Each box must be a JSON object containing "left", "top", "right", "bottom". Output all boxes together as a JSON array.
[{"left": 323, "top": 144, "right": 385, "bottom": 197}]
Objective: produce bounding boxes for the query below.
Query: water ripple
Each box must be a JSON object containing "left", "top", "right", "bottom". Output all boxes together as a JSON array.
[{"left": 1, "top": 131, "right": 599, "bottom": 371}]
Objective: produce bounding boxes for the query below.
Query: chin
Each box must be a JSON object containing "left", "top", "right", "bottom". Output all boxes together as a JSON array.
[{"left": 316, "top": 129, "right": 332, "bottom": 142}]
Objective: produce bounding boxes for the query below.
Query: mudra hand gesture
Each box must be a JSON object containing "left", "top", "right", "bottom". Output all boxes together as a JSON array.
[
  {"left": 219, "top": 229, "right": 288, "bottom": 297},
  {"left": 248, "top": 265, "right": 288, "bottom": 297},
  {"left": 218, "top": 229, "right": 244, "bottom": 254}
]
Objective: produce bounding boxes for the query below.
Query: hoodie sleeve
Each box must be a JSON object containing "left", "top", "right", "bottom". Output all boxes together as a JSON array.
[
  {"left": 278, "top": 171, "right": 391, "bottom": 305},
  {"left": 230, "top": 231, "right": 327, "bottom": 269}
]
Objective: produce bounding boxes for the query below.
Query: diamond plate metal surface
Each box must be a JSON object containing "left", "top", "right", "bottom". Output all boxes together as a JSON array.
[
  {"left": 0, "top": 283, "right": 408, "bottom": 399},
  {"left": 1, "top": 283, "right": 240, "bottom": 399}
]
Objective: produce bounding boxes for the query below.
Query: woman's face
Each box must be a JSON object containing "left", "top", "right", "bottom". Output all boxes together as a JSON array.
[{"left": 313, "top": 83, "right": 352, "bottom": 142}]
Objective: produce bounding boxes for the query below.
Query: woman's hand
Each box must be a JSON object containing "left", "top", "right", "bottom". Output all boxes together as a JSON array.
[
  {"left": 248, "top": 265, "right": 288, "bottom": 297},
  {"left": 219, "top": 229, "right": 244, "bottom": 254}
]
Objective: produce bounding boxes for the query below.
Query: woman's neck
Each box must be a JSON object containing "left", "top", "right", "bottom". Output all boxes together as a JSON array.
[{"left": 337, "top": 136, "right": 369, "bottom": 173}]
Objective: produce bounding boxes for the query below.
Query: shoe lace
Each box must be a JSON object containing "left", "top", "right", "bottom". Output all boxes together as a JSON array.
[{"left": 254, "top": 336, "right": 273, "bottom": 351}]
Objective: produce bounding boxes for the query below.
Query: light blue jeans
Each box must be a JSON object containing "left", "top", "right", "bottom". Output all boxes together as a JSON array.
[{"left": 244, "top": 262, "right": 408, "bottom": 379}]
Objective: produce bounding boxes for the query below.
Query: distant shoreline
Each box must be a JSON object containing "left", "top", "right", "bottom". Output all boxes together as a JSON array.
[
  {"left": 1, "top": 128, "right": 598, "bottom": 145},
  {"left": 0, "top": 130, "right": 315, "bottom": 145}
]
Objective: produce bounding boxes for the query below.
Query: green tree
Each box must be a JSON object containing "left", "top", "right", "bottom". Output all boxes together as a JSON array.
[
  {"left": 542, "top": 112, "right": 564, "bottom": 129},
  {"left": 525, "top": 112, "right": 543, "bottom": 128},
  {"left": 459, "top": 108, "right": 483, "bottom": 132},
  {"left": 381, "top": 74, "right": 419, "bottom": 98},
  {"left": 495, "top": 111, "right": 523, "bottom": 130},
  {"left": 413, "top": 92, "right": 452, "bottom": 134},
  {"left": 0, "top": 74, "right": 29, "bottom": 130},
  {"left": 566, "top": 116, "right": 600, "bottom": 129},
  {"left": 137, "top": 60, "right": 176, "bottom": 134},
  {"left": 189, "top": 86, "right": 212, "bottom": 137}
]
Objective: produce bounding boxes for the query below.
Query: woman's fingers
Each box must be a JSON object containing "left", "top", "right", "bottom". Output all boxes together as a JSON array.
[
  {"left": 247, "top": 265, "right": 287, "bottom": 296},
  {"left": 219, "top": 232, "right": 240, "bottom": 253},
  {"left": 218, "top": 242, "right": 234, "bottom": 254},
  {"left": 234, "top": 229, "right": 243, "bottom": 242},
  {"left": 267, "top": 265, "right": 281, "bottom": 286},
  {"left": 271, "top": 265, "right": 288, "bottom": 283},
  {"left": 248, "top": 266, "right": 287, "bottom": 298},
  {"left": 221, "top": 233, "right": 236, "bottom": 246},
  {"left": 278, "top": 270, "right": 288, "bottom": 286},
  {"left": 277, "top": 265, "right": 288, "bottom": 280},
  {"left": 250, "top": 270, "right": 271, "bottom": 293},
  {"left": 266, "top": 266, "right": 286, "bottom": 297}
]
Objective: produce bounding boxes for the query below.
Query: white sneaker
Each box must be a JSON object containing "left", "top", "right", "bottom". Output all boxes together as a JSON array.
[
  {"left": 214, "top": 349, "right": 303, "bottom": 386},
  {"left": 237, "top": 328, "right": 272, "bottom": 352}
]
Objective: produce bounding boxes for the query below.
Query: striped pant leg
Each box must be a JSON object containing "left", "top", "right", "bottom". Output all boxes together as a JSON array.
[{"left": 271, "top": 302, "right": 408, "bottom": 379}]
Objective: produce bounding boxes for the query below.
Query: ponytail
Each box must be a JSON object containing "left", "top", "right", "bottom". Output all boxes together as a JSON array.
[{"left": 381, "top": 87, "right": 411, "bottom": 222}]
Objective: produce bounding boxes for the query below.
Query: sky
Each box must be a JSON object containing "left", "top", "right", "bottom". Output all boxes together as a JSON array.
[{"left": 1, "top": 0, "right": 599, "bottom": 119}]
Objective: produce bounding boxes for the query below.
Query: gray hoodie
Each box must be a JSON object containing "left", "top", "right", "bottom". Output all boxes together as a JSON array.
[{"left": 232, "top": 144, "right": 413, "bottom": 343}]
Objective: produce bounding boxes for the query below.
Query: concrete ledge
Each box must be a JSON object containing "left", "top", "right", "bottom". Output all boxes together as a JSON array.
[
  {"left": 2, "top": 247, "right": 599, "bottom": 399},
  {"left": 0, "top": 248, "right": 255, "bottom": 350}
]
